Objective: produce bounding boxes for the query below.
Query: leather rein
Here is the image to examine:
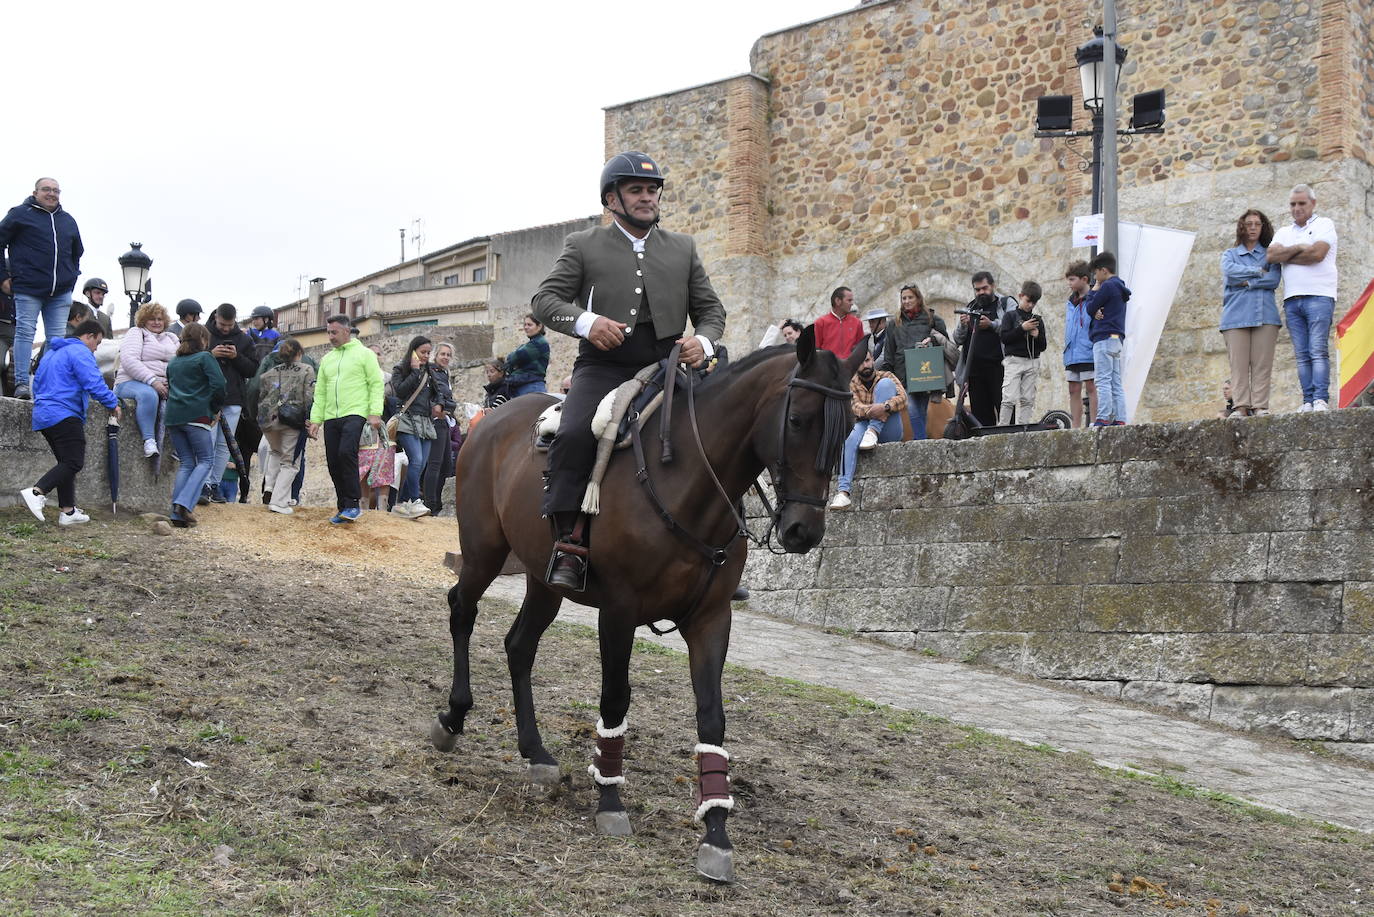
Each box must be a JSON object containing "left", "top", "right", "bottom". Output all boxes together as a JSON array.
[{"left": 627, "top": 347, "right": 851, "bottom": 633}]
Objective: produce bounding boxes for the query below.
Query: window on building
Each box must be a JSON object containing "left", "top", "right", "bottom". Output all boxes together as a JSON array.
[
  {"left": 444, "top": 274, "right": 460, "bottom": 286},
  {"left": 472, "top": 266, "right": 487, "bottom": 283}
]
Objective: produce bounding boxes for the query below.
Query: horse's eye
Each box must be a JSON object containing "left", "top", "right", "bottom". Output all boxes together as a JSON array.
[{"left": 787, "top": 413, "right": 803, "bottom": 428}]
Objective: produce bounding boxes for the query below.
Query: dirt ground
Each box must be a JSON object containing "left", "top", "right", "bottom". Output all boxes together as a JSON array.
[{"left": 2, "top": 504, "right": 1372, "bottom": 916}]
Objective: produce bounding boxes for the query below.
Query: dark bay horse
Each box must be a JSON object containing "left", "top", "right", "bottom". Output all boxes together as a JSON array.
[{"left": 431, "top": 327, "right": 865, "bottom": 882}]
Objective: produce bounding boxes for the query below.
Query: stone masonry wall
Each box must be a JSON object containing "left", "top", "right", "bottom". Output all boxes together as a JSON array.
[
  {"left": 606, "top": 0, "right": 1373, "bottom": 423},
  {"left": 742, "top": 410, "right": 1374, "bottom": 744},
  {"left": 0, "top": 396, "right": 178, "bottom": 516}
]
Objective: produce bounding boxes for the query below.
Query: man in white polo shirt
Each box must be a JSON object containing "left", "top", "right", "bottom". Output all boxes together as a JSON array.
[{"left": 1267, "top": 184, "right": 1338, "bottom": 411}]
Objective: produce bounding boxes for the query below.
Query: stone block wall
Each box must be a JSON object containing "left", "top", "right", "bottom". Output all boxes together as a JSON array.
[
  {"left": 741, "top": 409, "right": 1374, "bottom": 744},
  {"left": 0, "top": 396, "right": 178, "bottom": 516}
]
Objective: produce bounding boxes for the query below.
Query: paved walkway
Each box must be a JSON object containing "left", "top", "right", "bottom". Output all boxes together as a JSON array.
[{"left": 482, "top": 576, "right": 1374, "bottom": 833}]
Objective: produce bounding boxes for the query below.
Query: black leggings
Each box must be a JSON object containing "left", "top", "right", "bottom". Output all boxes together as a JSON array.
[
  {"left": 37, "top": 417, "right": 87, "bottom": 509},
  {"left": 422, "top": 417, "right": 452, "bottom": 513}
]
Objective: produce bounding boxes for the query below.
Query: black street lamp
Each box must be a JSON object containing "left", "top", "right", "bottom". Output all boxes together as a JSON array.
[
  {"left": 1034, "top": 23, "right": 1165, "bottom": 255},
  {"left": 117, "top": 242, "right": 152, "bottom": 328},
  {"left": 1074, "top": 26, "right": 1129, "bottom": 218}
]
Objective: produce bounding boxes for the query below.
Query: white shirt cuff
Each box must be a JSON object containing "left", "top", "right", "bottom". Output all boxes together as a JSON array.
[
  {"left": 696, "top": 335, "right": 714, "bottom": 358},
  {"left": 574, "top": 311, "right": 598, "bottom": 338}
]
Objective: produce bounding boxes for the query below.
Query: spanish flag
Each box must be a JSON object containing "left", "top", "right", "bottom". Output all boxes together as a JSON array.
[{"left": 1337, "top": 278, "right": 1374, "bottom": 408}]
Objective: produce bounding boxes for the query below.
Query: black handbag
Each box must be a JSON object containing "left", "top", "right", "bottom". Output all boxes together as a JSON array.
[{"left": 276, "top": 402, "right": 307, "bottom": 430}]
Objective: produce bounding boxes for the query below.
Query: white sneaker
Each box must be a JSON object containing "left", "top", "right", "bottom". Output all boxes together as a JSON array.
[
  {"left": 392, "top": 500, "right": 416, "bottom": 518},
  {"left": 287, "top": 499, "right": 299, "bottom": 507},
  {"left": 143, "top": 438, "right": 159, "bottom": 457},
  {"left": 859, "top": 428, "right": 879, "bottom": 451},
  {"left": 828, "top": 492, "right": 852, "bottom": 510},
  {"left": 20, "top": 487, "right": 46, "bottom": 521},
  {"left": 1299, "top": 402, "right": 1313, "bottom": 413},
  {"left": 410, "top": 502, "right": 431, "bottom": 519},
  {"left": 58, "top": 508, "right": 90, "bottom": 526},
  {"left": 1253, "top": 409, "right": 1270, "bottom": 416},
  {"left": 268, "top": 504, "right": 294, "bottom": 515},
  {"left": 1312, "top": 399, "right": 1329, "bottom": 412}
]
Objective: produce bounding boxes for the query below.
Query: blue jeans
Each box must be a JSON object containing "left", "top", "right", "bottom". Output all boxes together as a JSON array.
[
  {"left": 114, "top": 379, "right": 161, "bottom": 441},
  {"left": 1284, "top": 295, "right": 1335, "bottom": 404},
  {"left": 13, "top": 292, "right": 71, "bottom": 388},
  {"left": 210, "top": 404, "right": 242, "bottom": 496},
  {"left": 906, "top": 391, "right": 930, "bottom": 441},
  {"left": 837, "top": 378, "right": 903, "bottom": 493},
  {"left": 509, "top": 378, "right": 547, "bottom": 397},
  {"left": 1092, "top": 337, "right": 1127, "bottom": 423},
  {"left": 169, "top": 424, "right": 216, "bottom": 511},
  {"left": 395, "top": 431, "right": 432, "bottom": 502}
]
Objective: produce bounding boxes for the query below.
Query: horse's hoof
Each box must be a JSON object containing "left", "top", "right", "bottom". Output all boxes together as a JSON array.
[
  {"left": 595, "top": 810, "right": 633, "bottom": 836},
  {"left": 696, "top": 843, "right": 735, "bottom": 883},
  {"left": 526, "top": 763, "right": 561, "bottom": 788},
  {"left": 430, "top": 719, "right": 459, "bottom": 753}
]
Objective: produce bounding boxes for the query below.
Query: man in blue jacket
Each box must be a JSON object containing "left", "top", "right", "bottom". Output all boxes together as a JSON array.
[
  {"left": 1086, "top": 251, "right": 1132, "bottom": 427},
  {"left": 0, "top": 178, "right": 84, "bottom": 400},
  {"left": 20, "top": 320, "right": 119, "bottom": 526}
]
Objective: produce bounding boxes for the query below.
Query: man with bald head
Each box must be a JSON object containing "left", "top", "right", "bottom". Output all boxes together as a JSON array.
[
  {"left": 0, "top": 177, "right": 85, "bottom": 400},
  {"left": 1268, "top": 183, "right": 1338, "bottom": 411}
]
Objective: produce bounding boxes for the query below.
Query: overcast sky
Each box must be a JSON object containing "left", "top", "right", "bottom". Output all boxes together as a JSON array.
[{"left": 10, "top": 1, "right": 844, "bottom": 327}]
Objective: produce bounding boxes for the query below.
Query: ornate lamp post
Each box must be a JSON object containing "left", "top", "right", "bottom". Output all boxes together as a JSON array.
[
  {"left": 1034, "top": 11, "right": 1165, "bottom": 256},
  {"left": 1074, "top": 26, "right": 1128, "bottom": 225},
  {"left": 117, "top": 242, "right": 152, "bottom": 328}
]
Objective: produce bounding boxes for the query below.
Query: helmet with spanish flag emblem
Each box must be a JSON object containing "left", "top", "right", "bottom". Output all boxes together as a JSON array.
[
  {"left": 599, "top": 152, "right": 665, "bottom": 232},
  {"left": 599, "top": 151, "right": 663, "bottom": 205}
]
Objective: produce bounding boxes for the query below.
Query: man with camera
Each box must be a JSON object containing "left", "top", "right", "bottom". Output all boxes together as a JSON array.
[{"left": 953, "top": 271, "right": 1017, "bottom": 425}]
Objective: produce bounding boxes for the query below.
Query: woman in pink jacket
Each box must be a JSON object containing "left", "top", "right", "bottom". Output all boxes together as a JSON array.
[{"left": 114, "top": 301, "right": 181, "bottom": 456}]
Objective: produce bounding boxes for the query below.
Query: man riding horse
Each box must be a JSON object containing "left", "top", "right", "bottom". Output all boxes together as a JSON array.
[{"left": 533, "top": 151, "right": 727, "bottom": 590}]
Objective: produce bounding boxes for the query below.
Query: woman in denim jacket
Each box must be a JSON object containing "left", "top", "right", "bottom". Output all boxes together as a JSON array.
[{"left": 1220, "top": 209, "right": 1282, "bottom": 417}]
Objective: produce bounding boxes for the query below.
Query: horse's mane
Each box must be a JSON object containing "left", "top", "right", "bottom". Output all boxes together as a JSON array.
[
  {"left": 700, "top": 343, "right": 799, "bottom": 392},
  {"left": 699, "top": 342, "right": 849, "bottom": 473}
]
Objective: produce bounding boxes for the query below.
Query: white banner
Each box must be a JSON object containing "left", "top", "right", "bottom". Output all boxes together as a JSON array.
[{"left": 1115, "top": 222, "right": 1196, "bottom": 419}]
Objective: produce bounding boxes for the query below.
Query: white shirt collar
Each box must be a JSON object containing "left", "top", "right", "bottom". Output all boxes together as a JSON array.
[{"left": 613, "top": 219, "right": 651, "bottom": 252}]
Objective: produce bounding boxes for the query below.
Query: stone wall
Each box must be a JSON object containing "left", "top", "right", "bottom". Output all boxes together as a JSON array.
[
  {"left": 0, "top": 396, "right": 178, "bottom": 516},
  {"left": 742, "top": 410, "right": 1374, "bottom": 744},
  {"left": 604, "top": 0, "right": 1374, "bottom": 422}
]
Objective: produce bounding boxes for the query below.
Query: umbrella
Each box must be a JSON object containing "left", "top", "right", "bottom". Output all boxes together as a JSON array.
[
  {"left": 151, "top": 397, "right": 167, "bottom": 478},
  {"left": 106, "top": 419, "right": 121, "bottom": 515},
  {"left": 221, "top": 416, "right": 247, "bottom": 488}
]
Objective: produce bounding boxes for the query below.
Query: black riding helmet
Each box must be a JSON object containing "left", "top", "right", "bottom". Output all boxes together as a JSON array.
[
  {"left": 176, "top": 298, "right": 202, "bottom": 319},
  {"left": 249, "top": 305, "right": 275, "bottom": 325},
  {"left": 599, "top": 151, "right": 663, "bottom": 231},
  {"left": 82, "top": 277, "right": 109, "bottom": 294}
]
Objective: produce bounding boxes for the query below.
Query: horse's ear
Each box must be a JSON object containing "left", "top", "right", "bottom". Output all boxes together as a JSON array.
[
  {"left": 842, "top": 334, "right": 869, "bottom": 380},
  {"left": 796, "top": 323, "right": 817, "bottom": 367}
]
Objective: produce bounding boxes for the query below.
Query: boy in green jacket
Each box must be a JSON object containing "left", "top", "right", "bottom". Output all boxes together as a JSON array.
[{"left": 307, "top": 316, "right": 384, "bottom": 524}]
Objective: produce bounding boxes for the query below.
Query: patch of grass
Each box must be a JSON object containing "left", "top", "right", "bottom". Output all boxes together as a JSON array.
[
  {"left": 79, "top": 707, "right": 118, "bottom": 721},
  {"left": 1109, "top": 767, "right": 1307, "bottom": 827},
  {"left": 194, "top": 721, "right": 245, "bottom": 744},
  {"left": 632, "top": 638, "right": 675, "bottom": 657},
  {"left": 6, "top": 521, "right": 38, "bottom": 537}
]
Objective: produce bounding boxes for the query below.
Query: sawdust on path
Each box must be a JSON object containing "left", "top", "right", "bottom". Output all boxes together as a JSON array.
[{"left": 175, "top": 501, "right": 461, "bottom": 584}]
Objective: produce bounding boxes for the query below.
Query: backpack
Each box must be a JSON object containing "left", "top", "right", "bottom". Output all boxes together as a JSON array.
[
  {"left": 257, "top": 362, "right": 314, "bottom": 430},
  {"left": 248, "top": 329, "right": 279, "bottom": 364}
]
